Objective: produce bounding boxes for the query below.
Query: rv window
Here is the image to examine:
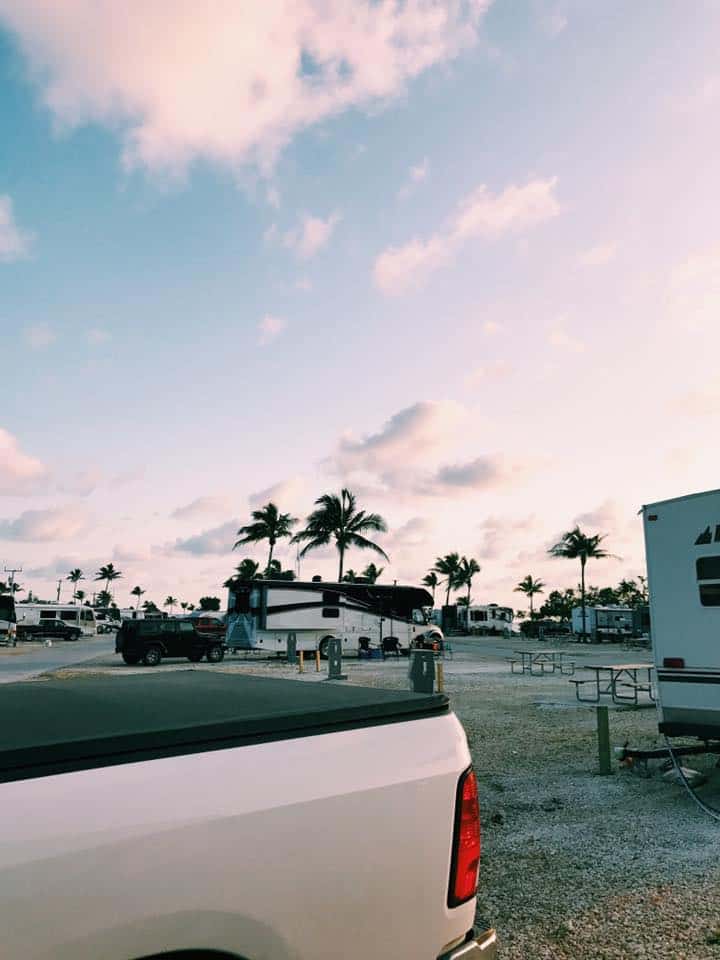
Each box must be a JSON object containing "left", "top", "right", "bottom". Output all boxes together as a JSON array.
[
  {"left": 470, "top": 610, "right": 488, "bottom": 622},
  {"left": 60, "top": 611, "right": 77, "bottom": 621},
  {"left": 699, "top": 583, "right": 720, "bottom": 606},
  {"left": 697, "top": 557, "right": 720, "bottom": 580},
  {"left": 322, "top": 608, "right": 340, "bottom": 618},
  {"left": 40, "top": 610, "right": 55, "bottom": 619}
]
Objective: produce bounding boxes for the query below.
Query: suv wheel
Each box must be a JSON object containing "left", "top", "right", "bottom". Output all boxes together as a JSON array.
[
  {"left": 143, "top": 645, "right": 162, "bottom": 667},
  {"left": 206, "top": 644, "right": 225, "bottom": 663},
  {"left": 122, "top": 653, "right": 141, "bottom": 665},
  {"left": 188, "top": 649, "right": 204, "bottom": 663}
]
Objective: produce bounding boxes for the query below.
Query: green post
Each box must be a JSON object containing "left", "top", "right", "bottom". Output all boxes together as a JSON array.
[{"left": 597, "top": 705, "right": 612, "bottom": 775}]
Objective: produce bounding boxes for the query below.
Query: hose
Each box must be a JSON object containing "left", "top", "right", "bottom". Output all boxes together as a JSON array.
[{"left": 662, "top": 734, "right": 720, "bottom": 822}]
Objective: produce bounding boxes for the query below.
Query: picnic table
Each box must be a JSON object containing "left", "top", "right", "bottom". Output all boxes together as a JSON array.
[
  {"left": 510, "top": 649, "right": 575, "bottom": 676},
  {"left": 570, "top": 663, "right": 655, "bottom": 706}
]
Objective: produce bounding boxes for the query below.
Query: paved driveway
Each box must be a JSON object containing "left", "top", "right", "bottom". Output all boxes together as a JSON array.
[{"left": 0, "top": 635, "right": 117, "bottom": 683}]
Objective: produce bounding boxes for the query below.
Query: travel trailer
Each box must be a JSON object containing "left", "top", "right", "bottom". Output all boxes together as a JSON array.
[
  {"left": 225, "top": 579, "right": 442, "bottom": 656},
  {"left": 456, "top": 604, "right": 514, "bottom": 635},
  {"left": 643, "top": 488, "right": 720, "bottom": 740},
  {"left": 15, "top": 603, "right": 97, "bottom": 637},
  {"left": 0, "top": 594, "right": 16, "bottom": 644},
  {"left": 571, "top": 604, "right": 649, "bottom": 640}
]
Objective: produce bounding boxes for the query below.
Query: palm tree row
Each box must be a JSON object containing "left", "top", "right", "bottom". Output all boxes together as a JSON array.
[
  {"left": 233, "top": 489, "right": 389, "bottom": 582},
  {"left": 425, "top": 553, "right": 481, "bottom": 606}
]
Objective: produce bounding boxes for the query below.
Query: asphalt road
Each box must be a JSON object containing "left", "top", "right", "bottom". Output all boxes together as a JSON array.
[{"left": 0, "top": 634, "right": 117, "bottom": 683}]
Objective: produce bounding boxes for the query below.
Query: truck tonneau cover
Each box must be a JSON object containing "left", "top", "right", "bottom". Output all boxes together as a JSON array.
[{"left": 0, "top": 672, "right": 449, "bottom": 782}]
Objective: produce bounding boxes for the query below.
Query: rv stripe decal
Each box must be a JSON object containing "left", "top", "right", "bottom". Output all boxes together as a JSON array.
[{"left": 657, "top": 672, "right": 720, "bottom": 685}]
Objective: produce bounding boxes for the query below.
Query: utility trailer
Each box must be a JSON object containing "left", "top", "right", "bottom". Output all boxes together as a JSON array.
[{"left": 642, "top": 488, "right": 720, "bottom": 740}]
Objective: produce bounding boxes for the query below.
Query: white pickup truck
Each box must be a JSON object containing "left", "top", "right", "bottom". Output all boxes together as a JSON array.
[{"left": 0, "top": 672, "right": 496, "bottom": 960}]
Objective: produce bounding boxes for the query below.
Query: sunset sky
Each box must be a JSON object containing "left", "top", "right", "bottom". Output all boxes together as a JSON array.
[{"left": 1, "top": 1, "right": 719, "bottom": 610}]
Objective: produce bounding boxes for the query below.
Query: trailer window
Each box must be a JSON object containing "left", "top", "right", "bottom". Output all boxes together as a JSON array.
[
  {"left": 60, "top": 610, "right": 77, "bottom": 621},
  {"left": 322, "top": 608, "right": 340, "bottom": 618},
  {"left": 697, "top": 557, "right": 720, "bottom": 580},
  {"left": 699, "top": 584, "right": 720, "bottom": 606}
]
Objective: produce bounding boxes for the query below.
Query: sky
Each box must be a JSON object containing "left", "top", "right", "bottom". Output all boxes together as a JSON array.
[{"left": 1, "top": 0, "right": 720, "bottom": 611}]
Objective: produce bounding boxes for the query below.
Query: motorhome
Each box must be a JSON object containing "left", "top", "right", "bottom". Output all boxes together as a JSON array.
[
  {"left": 0, "top": 594, "right": 16, "bottom": 645},
  {"left": 225, "top": 579, "right": 442, "bottom": 656},
  {"left": 643, "top": 488, "right": 720, "bottom": 740},
  {"left": 15, "top": 603, "right": 97, "bottom": 637},
  {"left": 456, "top": 603, "right": 514, "bottom": 636}
]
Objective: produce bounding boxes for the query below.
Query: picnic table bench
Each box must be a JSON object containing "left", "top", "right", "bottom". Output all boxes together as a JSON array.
[
  {"left": 509, "top": 649, "right": 575, "bottom": 676},
  {"left": 570, "top": 663, "right": 654, "bottom": 706}
]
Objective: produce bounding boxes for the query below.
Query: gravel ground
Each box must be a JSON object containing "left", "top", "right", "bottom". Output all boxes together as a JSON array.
[{"left": 41, "top": 637, "right": 720, "bottom": 958}]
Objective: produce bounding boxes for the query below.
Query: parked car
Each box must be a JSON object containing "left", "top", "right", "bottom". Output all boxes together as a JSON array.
[
  {"left": 16, "top": 619, "right": 82, "bottom": 642},
  {"left": 189, "top": 614, "right": 226, "bottom": 638},
  {"left": 0, "top": 671, "right": 496, "bottom": 960},
  {"left": 115, "top": 618, "right": 225, "bottom": 666},
  {"left": 97, "top": 621, "right": 120, "bottom": 634}
]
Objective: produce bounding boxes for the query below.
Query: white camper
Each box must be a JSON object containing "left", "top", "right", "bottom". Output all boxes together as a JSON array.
[
  {"left": 15, "top": 603, "right": 97, "bottom": 637},
  {"left": 643, "top": 488, "right": 720, "bottom": 740},
  {"left": 225, "top": 579, "right": 442, "bottom": 656},
  {"left": 570, "top": 605, "right": 634, "bottom": 640},
  {"left": 456, "top": 604, "right": 514, "bottom": 635}
]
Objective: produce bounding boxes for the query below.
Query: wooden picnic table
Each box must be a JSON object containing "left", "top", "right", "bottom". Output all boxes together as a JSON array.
[
  {"left": 511, "top": 649, "right": 575, "bottom": 676},
  {"left": 570, "top": 663, "right": 655, "bottom": 706}
]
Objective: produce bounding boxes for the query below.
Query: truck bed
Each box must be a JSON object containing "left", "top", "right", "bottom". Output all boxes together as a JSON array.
[{"left": 0, "top": 671, "right": 448, "bottom": 783}]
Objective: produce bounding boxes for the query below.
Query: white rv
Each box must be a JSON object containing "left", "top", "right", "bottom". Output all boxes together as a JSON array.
[
  {"left": 15, "top": 603, "right": 97, "bottom": 637},
  {"left": 0, "top": 595, "right": 16, "bottom": 645},
  {"left": 456, "top": 604, "right": 514, "bottom": 635},
  {"left": 571, "top": 605, "right": 634, "bottom": 639},
  {"left": 225, "top": 579, "right": 442, "bottom": 657},
  {"left": 643, "top": 488, "right": 720, "bottom": 740}
]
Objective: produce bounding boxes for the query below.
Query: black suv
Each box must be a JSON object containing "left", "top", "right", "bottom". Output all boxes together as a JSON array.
[
  {"left": 17, "top": 619, "right": 82, "bottom": 642},
  {"left": 115, "top": 619, "right": 225, "bottom": 666}
]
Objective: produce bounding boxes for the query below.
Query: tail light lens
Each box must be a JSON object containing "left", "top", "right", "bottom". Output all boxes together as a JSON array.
[
  {"left": 663, "top": 657, "right": 685, "bottom": 668},
  {"left": 448, "top": 766, "right": 481, "bottom": 907}
]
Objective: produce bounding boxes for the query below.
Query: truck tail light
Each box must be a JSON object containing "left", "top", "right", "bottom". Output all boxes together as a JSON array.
[
  {"left": 448, "top": 766, "right": 481, "bottom": 907},
  {"left": 663, "top": 657, "right": 685, "bottom": 668}
]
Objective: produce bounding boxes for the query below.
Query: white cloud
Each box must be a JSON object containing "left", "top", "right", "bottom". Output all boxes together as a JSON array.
[
  {"left": 426, "top": 454, "right": 526, "bottom": 493},
  {"left": 0, "top": 506, "right": 87, "bottom": 542},
  {"left": 374, "top": 177, "right": 560, "bottom": 294},
  {"left": 248, "top": 476, "right": 305, "bottom": 511},
  {"left": 547, "top": 318, "right": 584, "bottom": 353},
  {"left": 58, "top": 469, "right": 104, "bottom": 496},
  {"left": 577, "top": 242, "right": 616, "bottom": 267},
  {"left": 284, "top": 212, "right": 340, "bottom": 259},
  {"left": 478, "top": 514, "right": 537, "bottom": 560},
  {"left": 171, "top": 495, "right": 234, "bottom": 521},
  {"left": 87, "top": 328, "right": 111, "bottom": 344},
  {"left": 464, "top": 361, "right": 512, "bottom": 388},
  {"left": 0, "top": 1, "right": 490, "bottom": 177},
  {"left": 171, "top": 520, "right": 239, "bottom": 556},
  {"left": 667, "top": 246, "right": 720, "bottom": 332},
  {"left": 0, "top": 428, "right": 48, "bottom": 494},
  {"left": 398, "top": 157, "right": 429, "bottom": 198},
  {"left": 24, "top": 322, "right": 56, "bottom": 349},
  {"left": 333, "top": 401, "right": 467, "bottom": 474},
  {"left": 257, "top": 314, "right": 286, "bottom": 346},
  {"left": 0, "top": 195, "right": 30, "bottom": 261},
  {"left": 387, "top": 516, "right": 433, "bottom": 548}
]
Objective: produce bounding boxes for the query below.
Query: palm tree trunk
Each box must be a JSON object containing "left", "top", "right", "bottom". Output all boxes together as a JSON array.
[
  {"left": 338, "top": 547, "right": 344, "bottom": 582},
  {"left": 580, "top": 557, "right": 587, "bottom": 642},
  {"left": 530, "top": 594, "right": 534, "bottom": 617},
  {"left": 467, "top": 582, "right": 471, "bottom": 605},
  {"left": 445, "top": 582, "right": 451, "bottom": 607},
  {"left": 267, "top": 540, "right": 274, "bottom": 572}
]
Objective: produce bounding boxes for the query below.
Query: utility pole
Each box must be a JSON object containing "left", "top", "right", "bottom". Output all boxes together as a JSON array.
[
  {"left": 56, "top": 579, "right": 62, "bottom": 603},
  {"left": 4, "top": 565, "right": 22, "bottom": 592}
]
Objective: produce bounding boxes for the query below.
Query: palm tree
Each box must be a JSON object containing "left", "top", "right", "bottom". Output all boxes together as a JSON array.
[
  {"left": 291, "top": 488, "right": 389, "bottom": 581},
  {"left": 180, "top": 602, "right": 188, "bottom": 612},
  {"left": 95, "top": 563, "right": 122, "bottom": 598},
  {"left": 422, "top": 571, "right": 439, "bottom": 604},
  {"left": 74, "top": 589, "right": 86, "bottom": 605},
  {"left": 549, "top": 527, "right": 614, "bottom": 640},
  {"left": 10, "top": 582, "right": 24, "bottom": 595},
  {"left": 433, "top": 553, "right": 462, "bottom": 607},
  {"left": 362, "top": 562, "right": 384, "bottom": 584},
  {"left": 143, "top": 599, "right": 160, "bottom": 613},
  {"left": 130, "top": 585, "right": 145, "bottom": 609},
  {"left": 343, "top": 569, "right": 359, "bottom": 583},
  {"left": 514, "top": 575, "right": 545, "bottom": 618},
  {"left": 164, "top": 596, "right": 178, "bottom": 615},
  {"left": 95, "top": 589, "right": 113, "bottom": 608},
  {"left": 67, "top": 568, "right": 85, "bottom": 602},
  {"left": 234, "top": 502, "right": 297, "bottom": 572},
  {"left": 456, "top": 556, "right": 481, "bottom": 605}
]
